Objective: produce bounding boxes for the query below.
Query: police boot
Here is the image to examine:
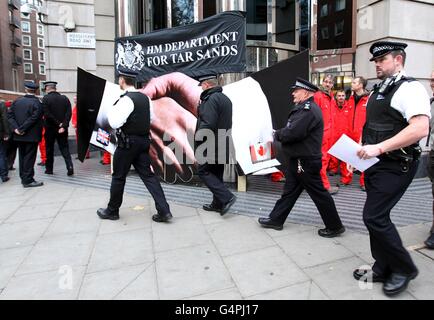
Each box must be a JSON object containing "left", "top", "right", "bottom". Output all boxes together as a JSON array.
[{"left": 97, "top": 207, "right": 119, "bottom": 220}]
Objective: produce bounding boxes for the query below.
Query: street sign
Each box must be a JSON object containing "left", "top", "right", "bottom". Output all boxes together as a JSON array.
[{"left": 67, "top": 33, "right": 96, "bottom": 49}]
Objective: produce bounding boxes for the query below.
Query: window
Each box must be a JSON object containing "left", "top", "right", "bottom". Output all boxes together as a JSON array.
[
  {"left": 12, "top": 69, "right": 19, "bottom": 92},
  {"left": 23, "top": 49, "right": 32, "bottom": 60},
  {"left": 171, "top": 0, "right": 194, "bottom": 27},
  {"left": 38, "top": 51, "right": 45, "bottom": 62},
  {"left": 39, "top": 64, "right": 46, "bottom": 75},
  {"left": 320, "top": 4, "right": 328, "bottom": 17},
  {"left": 37, "top": 24, "right": 44, "bottom": 36},
  {"left": 38, "top": 38, "right": 44, "bottom": 49},
  {"left": 24, "top": 63, "right": 33, "bottom": 74},
  {"left": 203, "top": 0, "right": 216, "bottom": 19},
  {"left": 22, "top": 35, "right": 31, "bottom": 46},
  {"left": 275, "top": 0, "right": 296, "bottom": 45},
  {"left": 335, "top": 20, "right": 344, "bottom": 36},
  {"left": 321, "top": 27, "right": 329, "bottom": 40},
  {"left": 22, "top": 21, "right": 31, "bottom": 33},
  {"left": 246, "top": 0, "right": 267, "bottom": 41},
  {"left": 335, "top": 0, "right": 346, "bottom": 11}
]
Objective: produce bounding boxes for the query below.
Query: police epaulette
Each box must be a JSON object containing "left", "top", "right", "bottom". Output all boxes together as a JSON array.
[{"left": 303, "top": 103, "right": 311, "bottom": 110}]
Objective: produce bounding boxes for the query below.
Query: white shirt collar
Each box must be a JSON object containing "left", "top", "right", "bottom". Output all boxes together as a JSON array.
[
  {"left": 123, "top": 86, "right": 138, "bottom": 93},
  {"left": 393, "top": 70, "right": 406, "bottom": 81}
]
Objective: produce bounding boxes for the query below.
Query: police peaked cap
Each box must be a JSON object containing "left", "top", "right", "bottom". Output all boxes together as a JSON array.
[
  {"left": 117, "top": 68, "right": 139, "bottom": 79},
  {"left": 197, "top": 74, "right": 217, "bottom": 86},
  {"left": 369, "top": 41, "right": 408, "bottom": 61},
  {"left": 43, "top": 81, "right": 58, "bottom": 87},
  {"left": 24, "top": 81, "right": 39, "bottom": 90},
  {"left": 290, "top": 78, "right": 319, "bottom": 92}
]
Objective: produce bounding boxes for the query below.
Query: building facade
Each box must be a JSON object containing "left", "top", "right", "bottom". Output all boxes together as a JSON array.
[
  {"left": 11, "top": 0, "right": 432, "bottom": 98},
  {"left": 20, "top": 1, "right": 46, "bottom": 89},
  {"left": 0, "top": 0, "right": 24, "bottom": 92}
]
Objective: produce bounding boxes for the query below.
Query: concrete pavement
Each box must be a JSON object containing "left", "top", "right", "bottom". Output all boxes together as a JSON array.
[{"left": 0, "top": 164, "right": 434, "bottom": 300}]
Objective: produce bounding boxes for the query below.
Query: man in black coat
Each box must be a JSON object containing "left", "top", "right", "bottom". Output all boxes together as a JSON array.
[
  {"left": 7, "top": 82, "right": 44, "bottom": 187},
  {"left": 195, "top": 75, "right": 236, "bottom": 216},
  {"left": 42, "top": 81, "right": 74, "bottom": 176},
  {"left": 258, "top": 78, "right": 345, "bottom": 238},
  {"left": 0, "top": 97, "right": 11, "bottom": 182}
]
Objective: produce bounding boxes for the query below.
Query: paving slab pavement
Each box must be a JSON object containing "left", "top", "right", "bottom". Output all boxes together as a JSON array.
[{"left": 1, "top": 170, "right": 433, "bottom": 300}]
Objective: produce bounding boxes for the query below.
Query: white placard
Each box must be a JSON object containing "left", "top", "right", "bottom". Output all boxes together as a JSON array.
[
  {"left": 328, "top": 134, "right": 379, "bottom": 172},
  {"left": 67, "top": 33, "right": 96, "bottom": 48}
]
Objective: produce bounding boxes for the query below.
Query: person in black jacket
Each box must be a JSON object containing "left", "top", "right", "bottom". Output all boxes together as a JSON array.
[
  {"left": 7, "top": 82, "right": 44, "bottom": 187},
  {"left": 97, "top": 69, "right": 172, "bottom": 223},
  {"left": 0, "top": 97, "right": 11, "bottom": 182},
  {"left": 258, "top": 78, "right": 345, "bottom": 238},
  {"left": 195, "top": 75, "right": 236, "bottom": 216},
  {"left": 42, "top": 81, "right": 74, "bottom": 176}
]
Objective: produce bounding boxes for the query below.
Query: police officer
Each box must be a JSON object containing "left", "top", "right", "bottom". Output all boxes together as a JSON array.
[
  {"left": 7, "top": 82, "right": 44, "bottom": 187},
  {"left": 97, "top": 69, "right": 172, "bottom": 223},
  {"left": 353, "top": 42, "right": 430, "bottom": 296},
  {"left": 426, "top": 71, "right": 434, "bottom": 249},
  {"left": 258, "top": 78, "right": 345, "bottom": 238},
  {"left": 0, "top": 97, "right": 11, "bottom": 182},
  {"left": 42, "top": 81, "right": 74, "bottom": 176},
  {"left": 196, "top": 74, "right": 236, "bottom": 216}
]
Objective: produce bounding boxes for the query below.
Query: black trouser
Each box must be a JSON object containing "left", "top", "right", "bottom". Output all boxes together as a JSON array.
[
  {"left": 269, "top": 158, "right": 343, "bottom": 230},
  {"left": 0, "top": 141, "right": 8, "bottom": 179},
  {"left": 6, "top": 138, "right": 17, "bottom": 169},
  {"left": 197, "top": 163, "right": 234, "bottom": 208},
  {"left": 17, "top": 141, "right": 38, "bottom": 185},
  {"left": 363, "top": 159, "right": 418, "bottom": 276},
  {"left": 108, "top": 135, "right": 170, "bottom": 215},
  {"left": 44, "top": 126, "right": 73, "bottom": 172},
  {"left": 427, "top": 150, "right": 434, "bottom": 233}
]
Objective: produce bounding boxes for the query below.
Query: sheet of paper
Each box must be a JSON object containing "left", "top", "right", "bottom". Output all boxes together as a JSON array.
[{"left": 328, "top": 134, "right": 379, "bottom": 172}]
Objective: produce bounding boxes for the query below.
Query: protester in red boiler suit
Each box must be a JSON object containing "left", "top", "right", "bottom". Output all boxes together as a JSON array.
[
  {"left": 328, "top": 90, "right": 353, "bottom": 185},
  {"left": 347, "top": 76, "right": 370, "bottom": 191},
  {"left": 314, "top": 74, "right": 339, "bottom": 194}
]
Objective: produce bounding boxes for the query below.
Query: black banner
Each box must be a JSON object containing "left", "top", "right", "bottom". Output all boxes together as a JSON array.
[{"left": 115, "top": 11, "right": 246, "bottom": 82}]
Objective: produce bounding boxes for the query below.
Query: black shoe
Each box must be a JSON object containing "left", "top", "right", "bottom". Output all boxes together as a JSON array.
[
  {"left": 425, "top": 232, "right": 434, "bottom": 249},
  {"left": 45, "top": 170, "right": 53, "bottom": 175},
  {"left": 37, "top": 162, "right": 45, "bottom": 166},
  {"left": 258, "top": 217, "right": 283, "bottom": 231},
  {"left": 353, "top": 269, "right": 386, "bottom": 283},
  {"left": 97, "top": 208, "right": 119, "bottom": 220},
  {"left": 220, "top": 195, "right": 236, "bottom": 216},
  {"left": 1, "top": 176, "right": 10, "bottom": 183},
  {"left": 152, "top": 213, "right": 173, "bottom": 223},
  {"left": 67, "top": 168, "right": 74, "bottom": 176},
  {"left": 318, "top": 226, "right": 345, "bottom": 238},
  {"left": 8, "top": 167, "right": 15, "bottom": 171},
  {"left": 383, "top": 271, "right": 418, "bottom": 296},
  {"left": 23, "top": 181, "right": 44, "bottom": 188},
  {"left": 202, "top": 203, "right": 221, "bottom": 212}
]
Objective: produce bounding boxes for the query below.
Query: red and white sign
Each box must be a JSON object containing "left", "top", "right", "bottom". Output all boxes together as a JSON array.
[{"left": 250, "top": 141, "right": 274, "bottom": 164}]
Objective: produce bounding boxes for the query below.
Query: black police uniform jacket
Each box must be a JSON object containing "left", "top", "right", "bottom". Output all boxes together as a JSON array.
[
  {"left": 274, "top": 97, "right": 323, "bottom": 159},
  {"left": 195, "top": 86, "right": 232, "bottom": 163},
  {"left": 7, "top": 95, "right": 43, "bottom": 143},
  {"left": 0, "top": 101, "right": 11, "bottom": 138},
  {"left": 42, "top": 91, "right": 72, "bottom": 128}
]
